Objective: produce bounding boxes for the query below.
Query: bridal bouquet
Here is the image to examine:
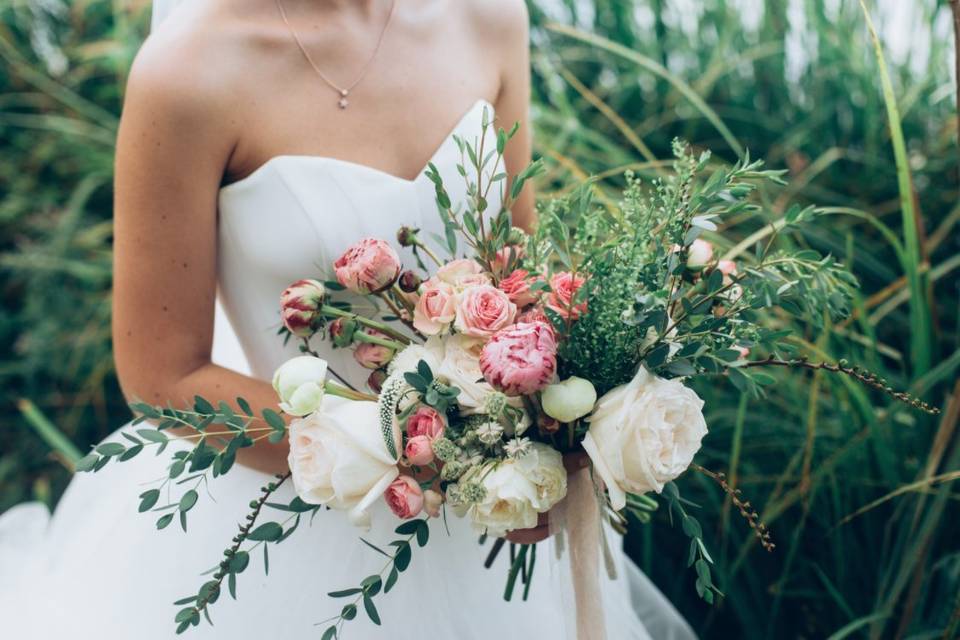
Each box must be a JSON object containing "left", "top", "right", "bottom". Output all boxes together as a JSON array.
[{"left": 80, "top": 116, "right": 938, "bottom": 637}]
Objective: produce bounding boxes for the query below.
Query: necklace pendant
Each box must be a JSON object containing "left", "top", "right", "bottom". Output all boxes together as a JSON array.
[{"left": 337, "top": 89, "right": 349, "bottom": 110}]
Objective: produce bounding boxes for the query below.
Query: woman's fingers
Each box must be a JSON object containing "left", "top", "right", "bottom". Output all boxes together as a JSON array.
[
  {"left": 504, "top": 512, "right": 551, "bottom": 544},
  {"left": 563, "top": 451, "right": 590, "bottom": 474}
]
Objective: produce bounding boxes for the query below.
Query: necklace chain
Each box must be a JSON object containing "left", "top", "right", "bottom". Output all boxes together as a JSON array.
[{"left": 274, "top": 0, "right": 397, "bottom": 109}]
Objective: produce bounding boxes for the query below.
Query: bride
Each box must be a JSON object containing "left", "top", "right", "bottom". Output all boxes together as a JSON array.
[{"left": 0, "top": 0, "right": 695, "bottom": 638}]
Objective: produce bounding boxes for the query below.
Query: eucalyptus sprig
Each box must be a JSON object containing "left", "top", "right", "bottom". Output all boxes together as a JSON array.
[
  {"left": 661, "top": 481, "right": 723, "bottom": 604},
  {"left": 75, "top": 396, "right": 288, "bottom": 531},
  {"left": 319, "top": 519, "right": 430, "bottom": 639}
]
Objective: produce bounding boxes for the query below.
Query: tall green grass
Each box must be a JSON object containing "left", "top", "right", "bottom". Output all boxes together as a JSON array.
[{"left": 1, "top": 0, "right": 958, "bottom": 637}]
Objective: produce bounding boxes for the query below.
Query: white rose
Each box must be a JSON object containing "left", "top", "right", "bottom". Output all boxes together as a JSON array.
[
  {"left": 435, "top": 334, "right": 494, "bottom": 412},
  {"left": 514, "top": 442, "right": 567, "bottom": 510},
  {"left": 287, "top": 398, "right": 400, "bottom": 528},
  {"left": 583, "top": 367, "right": 707, "bottom": 510},
  {"left": 387, "top": 337, "right": 445, "bottom": 377},
  {"left": 541, "top": 377, "right": 597, "bottom": 423},
  {"left": 465, "top": 462, "right": 540, "bottom": 536},
  {"left": 466, "top": 444, "right": 566, "bottom": 536},
  {"left": 272, "top": 356, "right": 328, "bottom": 416}
]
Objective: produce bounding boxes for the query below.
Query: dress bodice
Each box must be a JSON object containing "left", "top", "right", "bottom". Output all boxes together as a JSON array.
[{"left": 214, "top": 99, "right": 497, "bottom": 389}]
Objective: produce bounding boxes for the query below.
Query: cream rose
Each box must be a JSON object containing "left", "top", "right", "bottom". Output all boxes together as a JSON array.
[
  {"left": 434, "top": 334, "right": 491, "bottom": 411},
  {"left": 287, "top": 398, "right": 400, "bottom": 528},
  {"left": 465, "top": 444, "right": 566, "bottom": 536},
  {"left": 583, "top": 367, "right": 707, "bottom": 510}
]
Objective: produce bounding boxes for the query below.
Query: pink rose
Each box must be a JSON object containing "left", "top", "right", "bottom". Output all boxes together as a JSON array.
[
  {"left": 498, "top": 269, "right": 540, "bottom": 308},
  {"left": 546, "top": 272, "right": 587, "bottom": 321},
  {"left": 423, "top": 489, "right": 444, "bottom": 518},
  {"left": 413, "top": 278, "right": 456, "bottom": 335},
  {"left": 279, "top": 279, "right": 326, "bottom": 337},
  {"left": 334, "top": 238, "right": 402, "bottom": 294},
  {"left": 454, "top": 285, "right": 517, "bottom": 338},
  {"left": 480, "top": 321, "right": 557, "bottom": 396},
  {"left": 353, "top": 329, "right": 395, "bottom": 369},
  {"left": 404, "top": 435, "right": 434, "bottom": 466},
  {"left": 436, "top": 259, "right": 485, "bottom": 288},
  {"left": 385, "top": 475, "right": 423, "bottom": 519},
  {"left": 406, "top": 405, "right": 446, "bottom": 440}
]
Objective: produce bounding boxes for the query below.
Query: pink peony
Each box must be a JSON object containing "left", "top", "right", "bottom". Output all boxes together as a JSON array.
[
  {"left": 353, "top": 329, "right": 395, "bottom": 370},
  {"left": 413, "top": 278, "right": 456, "bottom": 335},
  {"left": 454, "top": 285, "right": 517, "bottom": 338},
  {"left": 480, "top": 321, "right": 557, "bottom": 396},
  {"left": 546, "top": 272, "right": 587, "bottom": 321},
  {"left": 279, "top": 279, "right": 326, "bottom": 337},
  {"left": 404, "top": 435, "right": 434, "bottom": 466},
  {"left": 385, "top": 475, "right": 423, "bottom": 519},
  {"left": 498, "top": 269, "right": 540, "bottom": 308},
  {"left": 334, "top": 238, "right": 402, "bottom": 294},
  {"left": 406, "top": 405, "right": 446, "bottom": 440}
]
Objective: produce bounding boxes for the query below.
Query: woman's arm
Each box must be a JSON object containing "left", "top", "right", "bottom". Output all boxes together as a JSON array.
[
  {"left": 112, "top": 36, "right": 289, "bottom": 475},
  {"left": 490, "top": 0, "right": 535, "bottom": 232}
]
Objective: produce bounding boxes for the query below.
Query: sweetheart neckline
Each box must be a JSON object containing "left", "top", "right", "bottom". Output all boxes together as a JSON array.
[{"left": 219, "top": 98, "right": 492, "bottom": 194}]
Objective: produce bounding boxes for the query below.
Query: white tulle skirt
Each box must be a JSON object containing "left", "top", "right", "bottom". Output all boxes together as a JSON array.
[{"left": 0, "top": 427, "right": 697, "bottom": 639}]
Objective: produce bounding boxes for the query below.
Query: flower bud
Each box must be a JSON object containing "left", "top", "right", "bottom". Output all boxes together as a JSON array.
[
  {"left": 686, "top": 239, "right": 714, "bottom": 271},
  {"left": 397, "top": 226, "right": 419, "bottom": 248},
  {"left": 423, "top": 489, "right": 444, "bottom": 518},
  {"left": 329, "top": 317, "right": 358, "bottom": 348},
  {"left": 279, "top": 279, "right": 326, "bottom": 337},
  {"left": 272, "top": 356, "right": 328, "bottom": 416},
  {"left": 541, "top": 376, "right": 597, "bottom": 423},
  {"left": 398, "top": 270, "right": 423, "bottom": 293},
  {"left": 506, "top": 226, "right": 528, "bottom": 246},
  {"left": 334, "top": 238, "right": 402, "bottom": 295},
  {"left": 353, "top": 329, "right": 396, "bottom": 370},
  {"left": 366, "top": 369, "right": 387, "bottom": 393}
]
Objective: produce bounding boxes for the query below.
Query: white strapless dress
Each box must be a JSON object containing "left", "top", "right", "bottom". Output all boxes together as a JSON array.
[{"left": 0, "top": 100, "right": 695, "bottom": 640}]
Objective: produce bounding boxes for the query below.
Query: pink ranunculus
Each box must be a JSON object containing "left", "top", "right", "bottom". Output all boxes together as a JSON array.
[
  {"left": 404, "top": 435, "right": 434, "bottom": 466},
  {"left": 406, "top": 405, "right": 446, "bottom": 440},
  {"left": 334, "top": 238, "right": 402, "bottom": 294},
  {"left": 498, "top": 269, "right": 540, "bottom": 308},
  {"left": 423, "top": 489, "right": 444, "bottom": 518},
  {"left": 353, "top": 329, "right": 395, "bottom": 370},
  {"left": 385, "top": 475, "right": 424, "bottom": 519},
  {"left": 546, "top": 272, "right": 587, "bottom": 321},
  {"left": 517, "top": 305, "right": 551, "bottom": 327},
  {"left": 280, "top": 279, "right": 326, "bottom": 337},
  {"left": 436, "top": 259, "right": 484, "bottom": 288},
  {"left": 413, "top": 278, "right": 456, "bottom": 335},
  {"left": 454, "top": 284, "right": 517, "bottom": 338},
  {"left": 480, "top": 321, "right": 557, "bottom": 396}
]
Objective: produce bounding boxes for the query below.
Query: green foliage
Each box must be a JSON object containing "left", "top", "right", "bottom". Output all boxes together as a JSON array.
[{"left": 1, "top": 1, "right": 958, "bottom": 638}]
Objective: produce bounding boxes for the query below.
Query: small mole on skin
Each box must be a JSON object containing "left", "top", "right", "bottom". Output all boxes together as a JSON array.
[
  {"left": 162, "top": 305, "right": 168, "bottom": 311},
  {"left": 182, "top": 262, "right": 188, "bottom": 269},
  {"left": 126, "top": 331, "right": 132, "bottom": 337}
]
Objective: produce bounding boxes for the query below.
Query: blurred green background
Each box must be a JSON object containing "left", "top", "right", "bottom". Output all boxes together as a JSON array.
[{"left": 1, "top": 0, "right": 958, "bottom": 637}]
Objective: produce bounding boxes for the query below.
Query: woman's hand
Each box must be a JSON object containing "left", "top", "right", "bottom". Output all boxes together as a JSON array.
[{"left": 503, "top": 451, "right": 590, "bottom": 544}]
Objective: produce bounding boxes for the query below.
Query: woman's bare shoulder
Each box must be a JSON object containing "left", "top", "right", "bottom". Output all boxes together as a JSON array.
[
  {"left": 460, "top": 0, "right": 529, "bottom": 42},
  {"left": 124, "top": 0, "right": 258, "bottom": 126}
]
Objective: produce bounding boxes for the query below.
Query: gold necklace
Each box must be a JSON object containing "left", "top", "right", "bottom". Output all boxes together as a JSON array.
[{"left": 275, "top": 0, "right": 397, "bottom": 110}]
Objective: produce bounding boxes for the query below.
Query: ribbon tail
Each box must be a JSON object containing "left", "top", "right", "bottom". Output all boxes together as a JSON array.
[{"left": 550, "top": 466, "right": 607, "bottom": 640}]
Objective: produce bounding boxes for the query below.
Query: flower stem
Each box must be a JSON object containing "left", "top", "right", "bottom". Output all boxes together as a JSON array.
[
  {"left": 324, "top": 382, "right": 378, "bottom": 403},
  {"left": 353, "top": 331, "right": 407, "bottom": 352},
  {"left": 319, "top": 305, "right": 411, "bottom": 343}
]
